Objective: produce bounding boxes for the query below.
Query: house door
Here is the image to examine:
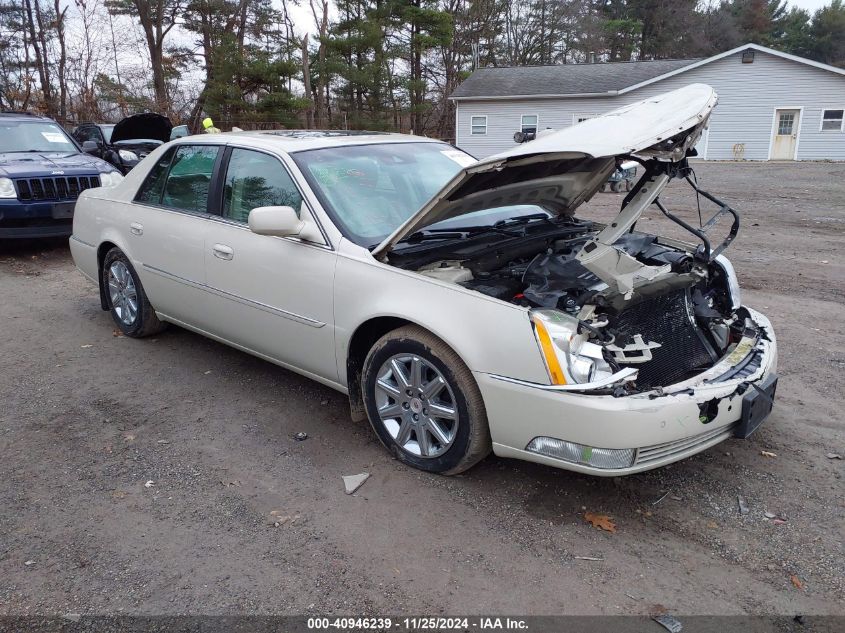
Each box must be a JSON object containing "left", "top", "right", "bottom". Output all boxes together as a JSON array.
[{"left": 772, "top": 109, "right": 800, "bottom": 160}]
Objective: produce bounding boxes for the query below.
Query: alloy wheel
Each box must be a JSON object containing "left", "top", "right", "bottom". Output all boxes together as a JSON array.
[
  {"left": 374, "top": 354, "right": 459, "bottom": 458},
  {"left": 107, "top": 261, "right": 138, "bottom": 326}
]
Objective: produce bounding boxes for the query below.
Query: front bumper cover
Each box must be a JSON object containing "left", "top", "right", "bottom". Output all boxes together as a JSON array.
[
  {"left": 0, "top": 200, "right": 74, "bottom": 239},
  {"left": 478, "top": 307, "right": 777, "bottom": 475}
]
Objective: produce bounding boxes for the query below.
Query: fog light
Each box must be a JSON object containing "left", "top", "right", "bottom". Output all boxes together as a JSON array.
[{"left": 526, "top": 437, "right": 635, "bottom": 469}]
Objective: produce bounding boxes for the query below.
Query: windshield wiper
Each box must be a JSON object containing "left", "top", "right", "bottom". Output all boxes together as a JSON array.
[
  {"left": 394, "top": 214, "right": 561, "bottom": 247},
  {"left": 400, "top": 230, "right": 469, "bottom": 244},
  {"left": 494, "top": 213, "right": 555, "bottom": 228},
  {"left": 402, "top": 225, "right": 522, "bottom": 244}
]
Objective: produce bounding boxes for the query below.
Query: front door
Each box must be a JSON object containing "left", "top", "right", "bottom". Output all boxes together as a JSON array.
[
  {"left": 203, "top": 147, "right": 338, "bottom": 383},
  {"left": 772, "top": 109, "right": 800, "bottom": 160}
]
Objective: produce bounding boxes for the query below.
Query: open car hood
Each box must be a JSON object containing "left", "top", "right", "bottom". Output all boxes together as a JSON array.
[
  {"left": 110, "top": 113, "right": 173, "bottom": 144},
  {"left": 373, "top": 83, "right": 717, "bottom": 260}
]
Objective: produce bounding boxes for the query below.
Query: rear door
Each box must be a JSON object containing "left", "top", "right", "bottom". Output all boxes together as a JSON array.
[
  {"left": 128, "top": 143, "right": 222, "bottom": 329},
  {"left": 202, "top": 146, "right": 338, "bottom": 382}
]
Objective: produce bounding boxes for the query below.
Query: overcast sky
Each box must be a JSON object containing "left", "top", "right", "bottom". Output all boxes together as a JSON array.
[{"left": 788, "top": 0, "right": 832, "bottom": 11}]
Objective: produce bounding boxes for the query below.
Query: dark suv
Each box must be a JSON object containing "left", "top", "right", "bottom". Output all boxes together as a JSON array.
[{"left": 0, "top": 112, "right": 122, "bottom": 239}]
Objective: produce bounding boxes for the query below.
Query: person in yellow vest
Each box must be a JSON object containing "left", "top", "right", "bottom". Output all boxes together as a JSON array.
[{"left": 202, "top": 117, "right": 220, "bottom": 134}]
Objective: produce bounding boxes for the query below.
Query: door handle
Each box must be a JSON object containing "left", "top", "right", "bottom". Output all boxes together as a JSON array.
[
  {"left": 130, "top": 222, "right": 143, "bottom": 236},
  {"left": 212, "top": 243, "right": 234, "bottom": 260}
]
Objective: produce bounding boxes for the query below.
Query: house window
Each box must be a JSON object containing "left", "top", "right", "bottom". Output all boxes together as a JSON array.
[
  {"left": 574, "top": 114, "right": 596, "bottom": 124},
  {"left": 778, "top": 112, "right": 796, "bottom": 135},
  {"left": 521, "top": 115, "right": 538, "bottom": 134},
  {"left": 821, "top": 109, "right": 844, "bottom": 132},
  {"left": 471, "top": 116, "right": 487, "bottom": 135}
]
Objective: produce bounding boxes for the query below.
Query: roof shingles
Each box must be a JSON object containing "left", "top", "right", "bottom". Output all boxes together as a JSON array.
[{"left": 451, "top": 59, "right": 700, "bottom": 99}]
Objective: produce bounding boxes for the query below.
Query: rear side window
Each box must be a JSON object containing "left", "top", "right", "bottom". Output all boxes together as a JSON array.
[
  {"left": 161, "top": 145, "right": 220, "bottom": 213},
  {"left": 74, "top": 126, "right": 100, "bottom": 143},
  {"left": 222, "top": 148, "right": 303, "bottom": 223},
  {"left": 135, "top": 147, "right": 176, "bottom": 204}
]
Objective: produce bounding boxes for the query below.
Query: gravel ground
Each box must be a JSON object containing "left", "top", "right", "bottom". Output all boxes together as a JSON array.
[{"left": 0, "top": 161, "right": 842, "bottom": 617}]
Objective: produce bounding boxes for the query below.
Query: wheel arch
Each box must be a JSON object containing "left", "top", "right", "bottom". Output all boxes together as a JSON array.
[
  {"left": 96, "top": 240, "right": 120, "bottom": 311},
  {"left": 345, "top": 316, "right": 415, "bottom": 421}
]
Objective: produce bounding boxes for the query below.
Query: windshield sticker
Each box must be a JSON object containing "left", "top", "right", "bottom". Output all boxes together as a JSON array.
[
  {"left": 440, "top": 149, "right": 476, "bottom": 167},
  {"left": 41, "top": 132, "right": 67, "bottom": 143}
]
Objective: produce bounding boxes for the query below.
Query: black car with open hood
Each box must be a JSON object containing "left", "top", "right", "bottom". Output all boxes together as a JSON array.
[{"left": 75, "top": 113, "right": 173, "bottom": 174}]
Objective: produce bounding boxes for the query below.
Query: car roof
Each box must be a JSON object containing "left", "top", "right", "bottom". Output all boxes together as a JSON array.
[
  {"left": 172, "top": 130, "right": 446, "bottom": 153},
  {"left": 0, "top": 111, "right": 55, "bottom": 122}
]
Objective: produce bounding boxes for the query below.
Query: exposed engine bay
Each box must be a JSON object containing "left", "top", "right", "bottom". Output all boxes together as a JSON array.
[{"left": 392, "top": 159, "right": 761, "bottom": 395}]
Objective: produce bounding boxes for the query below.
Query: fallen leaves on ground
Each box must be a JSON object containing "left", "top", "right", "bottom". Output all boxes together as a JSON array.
[
  {"left": 761, "top": 450, "right": 777, "bottom": 457},
  {"left": 791, "top": 575, "right": 804, "bottom": 590},
  {"left": 584, "top": 512, "right": 616, "bottom": 533}
]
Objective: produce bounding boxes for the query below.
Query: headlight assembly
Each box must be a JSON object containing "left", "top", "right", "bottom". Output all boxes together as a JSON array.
[
  {"left": 0, "top": 177, "right": 16, "bottom": 198},
  {"left": 99, "top": 171, "right": 123, "bottom": 188},
  {"left": 530, "top": 309, "right": 616, "bottom": 385},
  {"left": 714, "top": 254, "right": 741, "bottom": 311},
  {"left": 118, "top": 149, "right": 139, "bottom": 162}
]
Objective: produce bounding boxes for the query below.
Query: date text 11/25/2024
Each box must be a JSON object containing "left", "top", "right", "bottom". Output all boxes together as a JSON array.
[{"left": 306, "top": 617, "right": 529, "bottom": 630}]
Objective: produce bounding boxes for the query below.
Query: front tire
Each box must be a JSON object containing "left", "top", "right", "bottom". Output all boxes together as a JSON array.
[
  {"left": 362, "top": 325, "right": 491, "bottom": 475},
  {"left": 102, "top": 247, "right": 166, "bottom": 338}
]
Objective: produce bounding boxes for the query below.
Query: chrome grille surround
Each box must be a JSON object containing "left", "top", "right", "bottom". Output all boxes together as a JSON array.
[{"left": 14, "top": 175, "right": 101, "bottom": 201}]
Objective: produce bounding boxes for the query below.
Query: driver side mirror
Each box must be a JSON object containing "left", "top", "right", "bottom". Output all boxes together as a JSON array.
[
  {"left": 81, "top": 140, "right": 100, "bottom": 155},
  {"left": 248, "top": 205, "right": 322, "bottom": 242}
]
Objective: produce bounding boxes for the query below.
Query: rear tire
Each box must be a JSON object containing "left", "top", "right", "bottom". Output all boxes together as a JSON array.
[
  {"left": 611, "top": 180, "right": 624, "bottom": 193},
  {"left": 361, "top": 325, "right": 491, "bottom": 475},
  {"left": 102, "top": 247, "right": 166, "bottom": 338}
]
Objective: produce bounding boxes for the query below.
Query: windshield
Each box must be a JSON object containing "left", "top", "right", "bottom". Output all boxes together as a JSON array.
[
  {"left": 101, "top": 125, "right": 114, "bottom": 143},
  {"left": 293, "top": 142, "right": 467, "bottom": 245},
  {"left": 0, "top": 121, "right": 77, "bottom": 153},
  {"left": 294, "top": 142, "right": 554, "bottom": 247}
]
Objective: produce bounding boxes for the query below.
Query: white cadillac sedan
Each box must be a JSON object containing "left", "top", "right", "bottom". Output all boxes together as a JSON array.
[{"left": 70, "top": 84, "right": 778, "bottom": 476}]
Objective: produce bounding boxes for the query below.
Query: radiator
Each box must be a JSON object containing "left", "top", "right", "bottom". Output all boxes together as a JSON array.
[{"left": 611, "top": 289, "right": 715, "bottom": 390}]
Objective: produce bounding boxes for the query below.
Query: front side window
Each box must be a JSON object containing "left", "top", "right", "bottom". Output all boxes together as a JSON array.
[
  {"left": 293, "top": 142, "right": 474, "bottom": 245},
  {"left": 160, "top": 145, "right": 219, "bottom": 213},
  {"left": 222, "top": 148, "right": 303, "bottom": 223},
  {"left": 821, "top": 109, "right": 844, "bottom": 132},
  {"left": 0, "top": 121, "right": 77, "bottom": 153},
  {"left": 521, "top": 115, "right": 538, "bottom": 134},
  {"left": 471, "top": 116, "right": 487, "bottom": 135}
]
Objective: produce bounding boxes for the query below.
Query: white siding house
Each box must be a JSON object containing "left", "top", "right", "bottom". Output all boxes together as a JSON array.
[{"left": 452, "top": 44, "right": 845, "bottom": 161}]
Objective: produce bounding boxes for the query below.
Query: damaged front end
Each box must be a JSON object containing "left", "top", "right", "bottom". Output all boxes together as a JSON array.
[
  {"left": 399, "top": 159, "right": 751, "bottom": 396},
  {"left": 520, "top": 157, "right": 744, "bottom": 395},
  {"left": 381, "top": 84, "right": 775, "bottom": 400}
]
